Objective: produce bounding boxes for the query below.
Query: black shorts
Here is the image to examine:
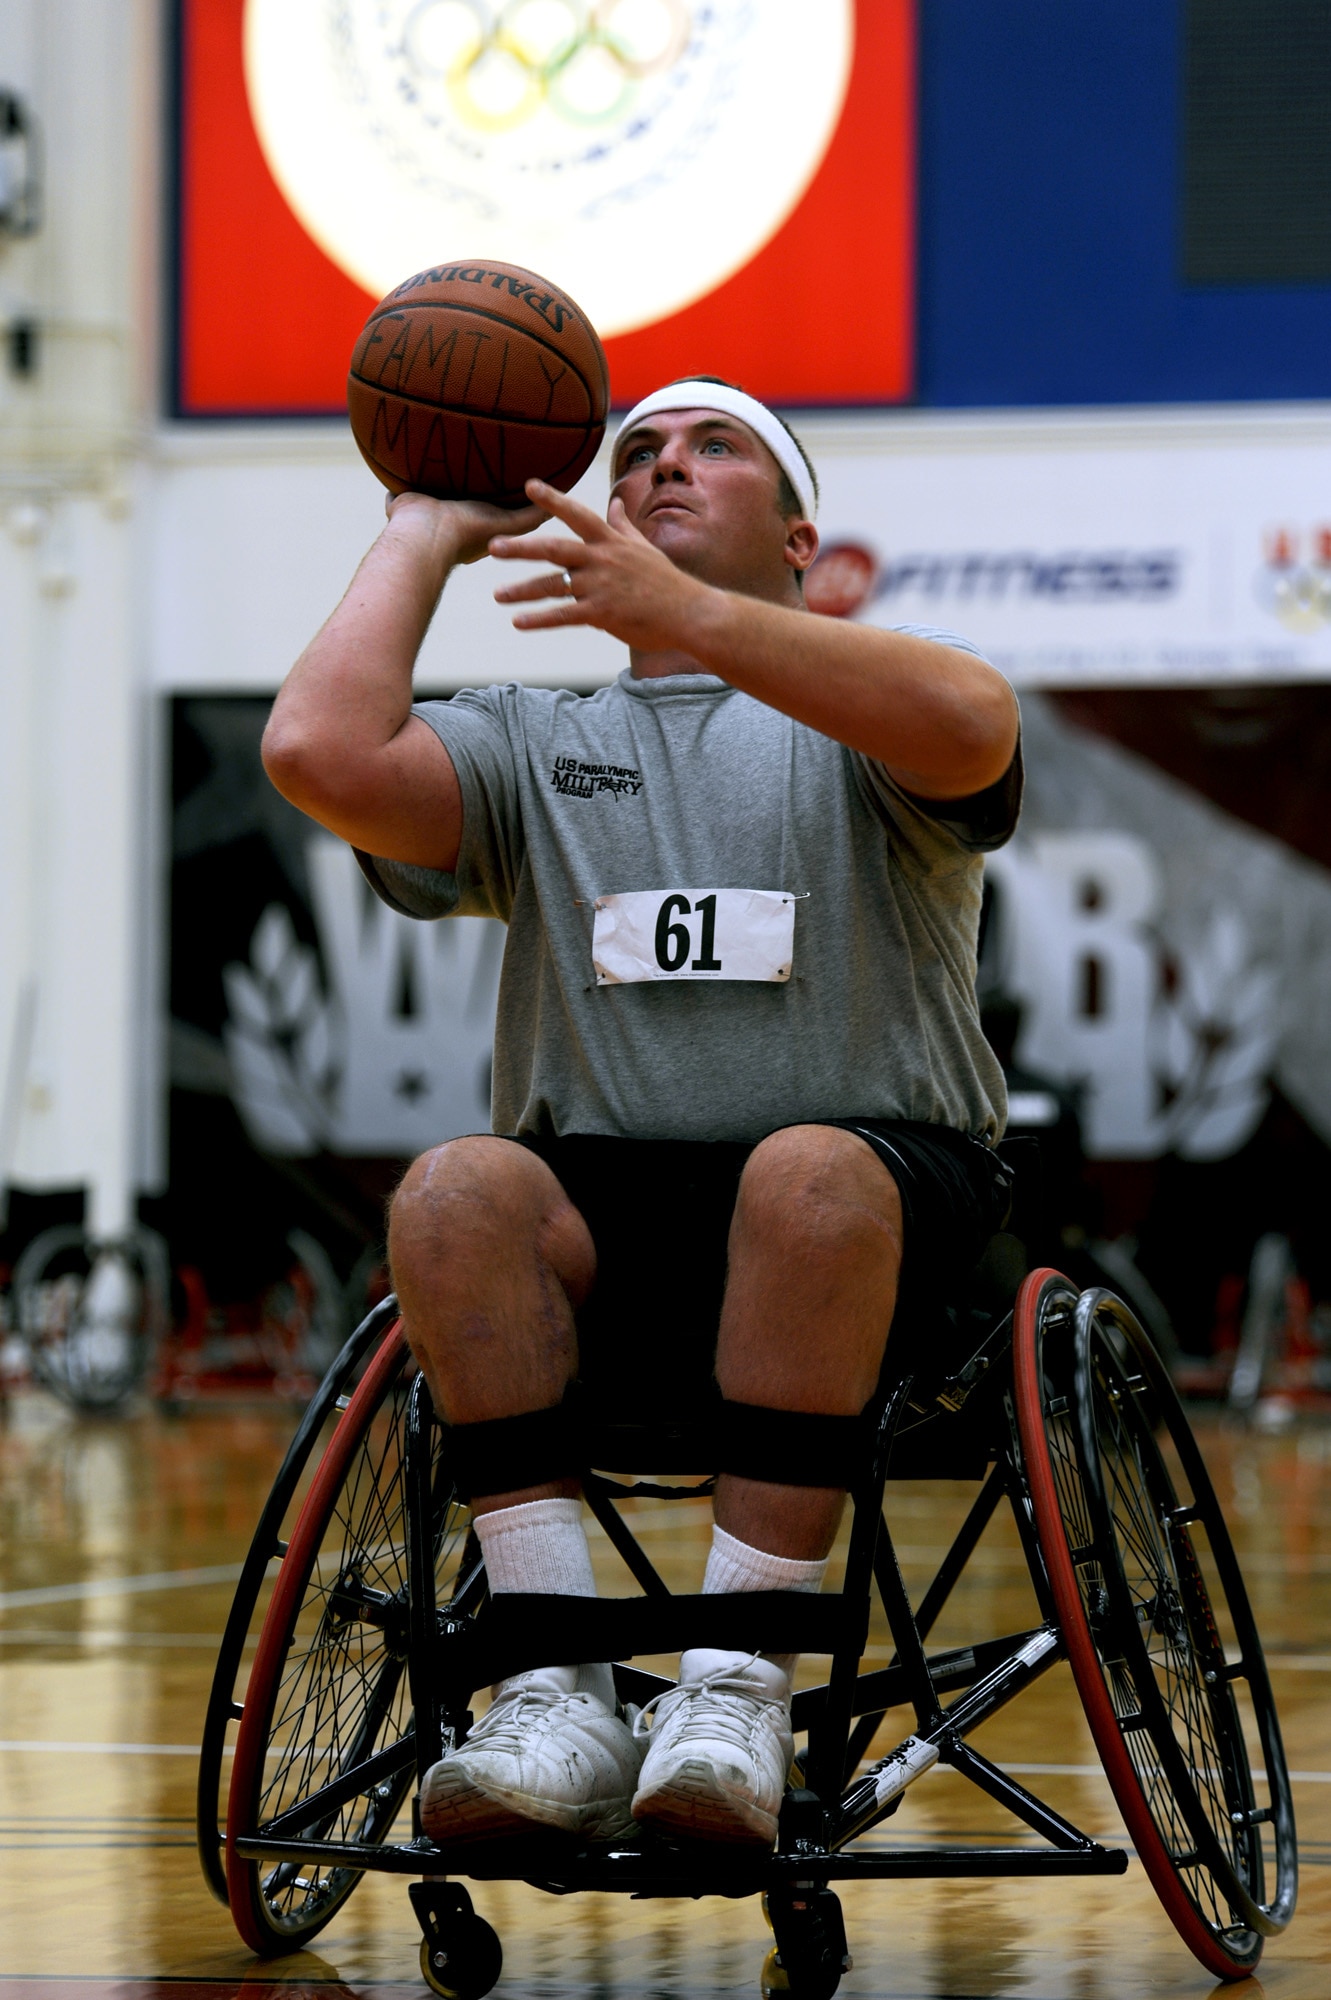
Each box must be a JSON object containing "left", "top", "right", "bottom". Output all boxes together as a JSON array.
[{"left": 517, "top": 1121, "right": 1012, "bottom": 1424}]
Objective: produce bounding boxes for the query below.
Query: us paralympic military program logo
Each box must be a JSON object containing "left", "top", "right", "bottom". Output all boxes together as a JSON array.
[
  {"left": 244, "top": 0, "right": 853, "bottom": 335},
  {"left": 550, "top": 753, "right": 644, "bottom": 799},
  {"left": 804, "top": 542, "right": 1183, "bottom": 619},
  {"left": 1255, "top": 527, "right": 1331, "bottom": 633}
]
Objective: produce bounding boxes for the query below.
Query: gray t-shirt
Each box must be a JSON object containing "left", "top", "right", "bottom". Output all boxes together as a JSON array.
[{"left": 358, "top": 629, "right": 1020, "bottom": 1144}]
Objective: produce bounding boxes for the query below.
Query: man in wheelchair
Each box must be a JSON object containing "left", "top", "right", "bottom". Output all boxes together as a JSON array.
[{"left": 262, "top": 378, "right": 1021, "bottom": 1856}]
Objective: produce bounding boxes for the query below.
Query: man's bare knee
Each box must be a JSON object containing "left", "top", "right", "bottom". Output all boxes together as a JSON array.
[
  {"left": 732, "top": 1124, "right": 903, "bottom": 1274},
  {"left": 719, "top": 1126, "right": 902, "bottom": 1417},
  {"left": 389, "top": 1135, "right": 595, "bottom": 1305},
  {"left": 387, "top": 1137, "right": 595, "bottom": 1429}
]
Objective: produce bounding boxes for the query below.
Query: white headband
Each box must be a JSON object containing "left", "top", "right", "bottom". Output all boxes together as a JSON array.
[{"left": 615, "top": 380, "right": 817, "bottom": 520}]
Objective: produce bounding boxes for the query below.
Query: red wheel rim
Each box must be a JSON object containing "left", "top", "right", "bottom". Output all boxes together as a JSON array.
[
  {"left": 1011, "top": 1270, "right": 1258, "bottom": 1982},
  {"left": 225, "top": 1319, "right": 407, "bottom": 1950}
]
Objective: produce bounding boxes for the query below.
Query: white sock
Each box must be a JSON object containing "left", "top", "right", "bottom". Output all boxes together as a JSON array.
[
  {"left": 472, "top": 1496, "right": 597, "bottom": 1595},
  {"left": 682, "top": 1524, "right": 828, "bottom": 1695},
  {"left": 471, "top": 1497, "right": 615, "bottom": 1710}
]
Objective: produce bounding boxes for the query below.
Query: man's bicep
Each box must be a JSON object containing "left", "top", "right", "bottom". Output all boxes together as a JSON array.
[
  {"left": 874, "top": 630, "right": 1018, "bottom": 799},
  {"left": 372, "top": 715, "right": 467, "bottom": 870},
  {"left": 882, "top": 659, "right": 1019, "bottom": 801},
  {"left": 301, "top": 714, "right": 465, "bottom": 872}
]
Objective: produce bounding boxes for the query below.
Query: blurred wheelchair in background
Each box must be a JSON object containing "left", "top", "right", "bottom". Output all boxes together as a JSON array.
[{"left": 7, "top": 1223, "right": 170, "bottom": 1412}]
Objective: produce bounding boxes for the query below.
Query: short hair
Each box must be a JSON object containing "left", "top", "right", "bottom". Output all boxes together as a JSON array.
[{"left": 662, "top": 374, "right": 817, "bottom": 594}]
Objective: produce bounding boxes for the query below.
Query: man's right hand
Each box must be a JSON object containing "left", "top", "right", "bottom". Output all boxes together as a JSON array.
[
  {"left": 384, "top": 490, "right": 549, "bottom": 570},
  {"left": 261, "top": 492, "right": 545, "bottom": 873}
]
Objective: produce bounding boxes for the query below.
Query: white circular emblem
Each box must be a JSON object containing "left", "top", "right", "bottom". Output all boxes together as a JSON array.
[{"left": 244, "top": 0, "right": 854, "bottom": 337}]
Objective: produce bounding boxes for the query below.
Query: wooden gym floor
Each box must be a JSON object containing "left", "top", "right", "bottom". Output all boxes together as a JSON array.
[{"left": 0, "top": 1389, "right": 1328, "bottom": 2000}]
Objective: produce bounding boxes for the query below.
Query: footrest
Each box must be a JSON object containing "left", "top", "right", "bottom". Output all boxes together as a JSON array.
[{"left": 233, "top": 1831, "right": 1131, "bottom": 1892}]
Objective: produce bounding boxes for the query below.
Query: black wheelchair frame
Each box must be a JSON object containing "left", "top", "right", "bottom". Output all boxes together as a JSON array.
[{"left": 198, "top": 1268, "right": 1297, "bottom": 1998}]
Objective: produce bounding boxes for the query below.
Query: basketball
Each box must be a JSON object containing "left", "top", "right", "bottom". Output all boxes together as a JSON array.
[{"left": 347, "top": 261, "right": 609, "bottom": 506}]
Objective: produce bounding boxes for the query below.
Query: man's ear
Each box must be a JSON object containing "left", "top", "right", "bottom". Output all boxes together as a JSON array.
[{"left": 784, "top": 519, "right": 819, "bottom": 574}]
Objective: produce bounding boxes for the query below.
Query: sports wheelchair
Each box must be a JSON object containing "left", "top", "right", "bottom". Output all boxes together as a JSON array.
[{"left": 198, "top": 1257, "right": 1297, "bottom": 1996}]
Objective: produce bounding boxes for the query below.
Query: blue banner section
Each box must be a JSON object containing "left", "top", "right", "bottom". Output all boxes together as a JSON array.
[{"left": 917, "top": 0, "right": 1331, "bottom": 404}]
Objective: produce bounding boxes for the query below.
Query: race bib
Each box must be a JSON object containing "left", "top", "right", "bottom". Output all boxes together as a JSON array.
[{"left": 592, "top": 889, "right": 796, "bottom": 986}]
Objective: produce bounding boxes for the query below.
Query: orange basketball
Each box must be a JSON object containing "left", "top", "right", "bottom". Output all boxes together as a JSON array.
[{"left": 347, "top": 261, "right": 609, "bottom": 507}]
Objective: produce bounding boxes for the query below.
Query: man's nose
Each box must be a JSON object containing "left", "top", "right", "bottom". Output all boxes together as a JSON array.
[{"left": 652, "top": 443, "right": 691, "bottom": 483}]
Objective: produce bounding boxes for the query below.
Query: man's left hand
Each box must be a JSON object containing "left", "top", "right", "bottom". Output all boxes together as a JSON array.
[{"left": 489, "top": 481, "right": 711, "bottom": 650}]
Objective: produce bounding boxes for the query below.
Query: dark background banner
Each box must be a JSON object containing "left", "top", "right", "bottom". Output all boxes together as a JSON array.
[{"left": 161, "top": 689, "right": 1331, "bottom": 1363}]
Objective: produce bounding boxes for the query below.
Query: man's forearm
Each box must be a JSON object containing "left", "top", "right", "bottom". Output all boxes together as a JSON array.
[
  {"left": 676, "top": 590, "right": 1018, "bottom": 798},
  {"left": 263, "top": 511, "right": 458, "bottom": 785},
  {"left": 262, "top": 492, "right": 545, "bottom": 869}
]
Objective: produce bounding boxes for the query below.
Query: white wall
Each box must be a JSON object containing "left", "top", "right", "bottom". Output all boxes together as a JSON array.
[
  {"left": 0, "top": 0, "right": 160, "bottom": 1229},
  {"left": 149, "top": 428, "right": 623, "bottom": 693}
]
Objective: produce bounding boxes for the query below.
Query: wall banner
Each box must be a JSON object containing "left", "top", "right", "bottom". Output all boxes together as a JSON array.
[
  {"left": 809, "top": 427, "right": 1331, "bottom": 686},
  {"left": 173, "top": 0, "right": 914, "bottom": 412}
]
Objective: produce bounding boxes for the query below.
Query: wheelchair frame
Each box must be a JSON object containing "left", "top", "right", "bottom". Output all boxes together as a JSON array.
[{"left": 199, "top": 1271, "right": 1296, "bottom": 1997}]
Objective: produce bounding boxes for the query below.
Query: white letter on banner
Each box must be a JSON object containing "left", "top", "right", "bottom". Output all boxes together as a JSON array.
[{"left": 986, "top": 835, "right": 1161, "bottom": 1158}]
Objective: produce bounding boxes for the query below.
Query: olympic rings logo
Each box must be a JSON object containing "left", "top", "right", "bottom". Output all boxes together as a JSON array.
[
  {"left": 404, "top": 0, "right": 693, "bottom": 132},
  {"left": 1257, "top": 529, "right": 1331, "bottom": 633}
]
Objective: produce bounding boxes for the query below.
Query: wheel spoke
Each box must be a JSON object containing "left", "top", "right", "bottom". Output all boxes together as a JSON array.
[
  {"left": 1014, "top": 1275, "right": 1291, "bottom": 1976},
  {"left": 232, "top": 1350, "right": 474, "bottom": 1940},
  {"left": 1090, "top": 1358, "right": 1253, "bottom": 1888}
]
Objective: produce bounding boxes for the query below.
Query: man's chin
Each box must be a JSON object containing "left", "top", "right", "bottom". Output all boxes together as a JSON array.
[{"left": 641, "top": 515, "right": 711, "bottom": 572}]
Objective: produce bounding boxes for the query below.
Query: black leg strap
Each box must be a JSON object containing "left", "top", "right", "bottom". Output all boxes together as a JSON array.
[
  {"left": 444, "top": 1399, "right": 582, "bottom": 1502},
  {"left": 444, "top": 1395, "right": 872, "bottom": 1497},
  {"left": 715, "top": 1399, "right": 871, "bottom": 1489}
]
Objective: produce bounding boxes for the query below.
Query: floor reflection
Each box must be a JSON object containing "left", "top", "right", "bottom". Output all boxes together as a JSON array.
[{"left": 0, "top": 1395, "right": 1327, "bottom": 1998}]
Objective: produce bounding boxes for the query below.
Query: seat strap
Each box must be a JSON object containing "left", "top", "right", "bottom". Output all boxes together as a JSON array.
[{"left": 716, "top": 1399, "right": 872, "bottom": 1489}]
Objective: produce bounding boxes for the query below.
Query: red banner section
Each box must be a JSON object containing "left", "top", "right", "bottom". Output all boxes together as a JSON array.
[{"left": 174, "top": 0, "right": 914, "bottom": 414}]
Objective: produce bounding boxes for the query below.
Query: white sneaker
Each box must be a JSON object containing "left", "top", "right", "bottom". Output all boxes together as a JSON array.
[
  {"left": 631, "top": 1656, "right": 794, "bottom": 1846},
  {"left": 419, "top": 1665, "right": 642, "bottom": 1844}
]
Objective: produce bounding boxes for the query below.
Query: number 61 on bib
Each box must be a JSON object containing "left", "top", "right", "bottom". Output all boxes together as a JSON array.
[{"left": 592, "top": 889, "right": 797, "bottom": 986}]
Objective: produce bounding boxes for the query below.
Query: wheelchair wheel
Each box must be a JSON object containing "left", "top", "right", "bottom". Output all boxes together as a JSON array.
[
  {"left": 224, "top": 1316, "right": 476, "bottom": 1953},
  {"left": 1014, "top": 1271, "right": 1297, "bottom": 1981},
  {"left": 197, "top": 1296, "right": 401, "bottom": 1905}
]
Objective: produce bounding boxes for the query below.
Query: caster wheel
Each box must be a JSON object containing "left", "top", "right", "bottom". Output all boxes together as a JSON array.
[
  {"left": 761, "top": 1943, "right": 791, "bottom": 1995},
  {"left": 418, "top": 1919, "right": 502, "bottom": 2000},
  {"left": 763, "top": 1885, "right": 850, "bottom": 2000}
]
